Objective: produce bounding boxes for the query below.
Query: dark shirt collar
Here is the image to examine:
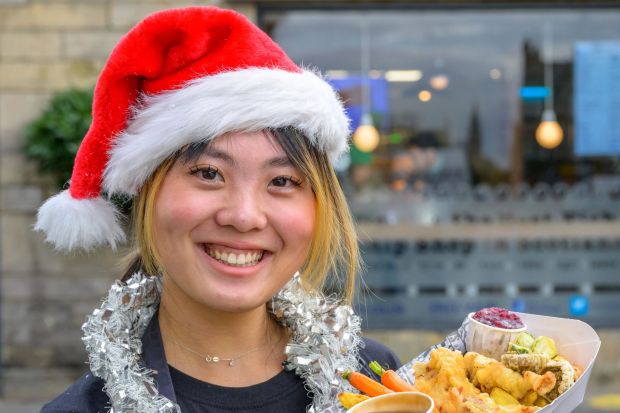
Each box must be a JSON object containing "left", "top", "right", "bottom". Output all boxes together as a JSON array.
[{"left": 142, "top": 313, "right": 177, "bottom": 403}]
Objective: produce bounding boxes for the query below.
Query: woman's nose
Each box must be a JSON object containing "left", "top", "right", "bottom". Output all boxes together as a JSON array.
[{"left": 214, "top": 189, "right": 268, "bottom": 232}]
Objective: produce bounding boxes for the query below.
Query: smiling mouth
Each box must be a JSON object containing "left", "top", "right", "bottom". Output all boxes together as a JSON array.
[{"left": 204, "top": 245, "right": 265, "bottom": 267}]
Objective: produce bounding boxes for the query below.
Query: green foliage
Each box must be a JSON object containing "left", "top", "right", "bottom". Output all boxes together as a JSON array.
[
  {"left": 24, "top": 88, "right": 93, "bottom": 189},
  {"left": 24, "top": 88, "right": 134, "bottom": 215}
]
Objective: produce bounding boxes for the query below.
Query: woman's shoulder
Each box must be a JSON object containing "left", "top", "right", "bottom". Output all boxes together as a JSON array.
[
  {"left": 40, "top": 372, "right": 109, "bottom": 413},
  {"left": 358, "top": 337, "right": 402, "bottom": 377}
]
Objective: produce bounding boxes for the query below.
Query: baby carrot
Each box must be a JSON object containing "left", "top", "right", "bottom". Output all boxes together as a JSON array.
[
  {"left": 342, "top": 370, "right": 393, "bottom": 397},
  {"left": 369, "top": 361, "right": 416, "bottom": 392}
]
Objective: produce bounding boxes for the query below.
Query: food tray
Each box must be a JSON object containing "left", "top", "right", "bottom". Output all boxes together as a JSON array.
[{"left": 323, "top": 313, "right": 600, "bottom": 413}]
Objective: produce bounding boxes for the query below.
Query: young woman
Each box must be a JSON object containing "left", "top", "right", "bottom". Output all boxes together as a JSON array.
[{"left": 36, "top": 6, "right": 399, "bottom": 413}]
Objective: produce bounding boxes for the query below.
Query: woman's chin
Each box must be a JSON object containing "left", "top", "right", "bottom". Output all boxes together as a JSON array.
[{"left": 196, "top": 289, "right": 270, "bottom": 313}]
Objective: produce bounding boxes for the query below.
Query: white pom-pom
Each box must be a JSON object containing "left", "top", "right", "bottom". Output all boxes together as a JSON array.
[{"left": 34, "top": 190, "right": 126, "bottom": 252}]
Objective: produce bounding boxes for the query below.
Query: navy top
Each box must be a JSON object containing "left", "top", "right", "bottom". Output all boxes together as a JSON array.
[
  {"left": 41, "top": 316, "right": 400, "bottom": 413},
  {"left": 170, "top": 365, "right": 310, "bottom": 412}
]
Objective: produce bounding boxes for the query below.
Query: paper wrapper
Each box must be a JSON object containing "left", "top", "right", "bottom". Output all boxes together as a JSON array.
[
  {"left": 323, "top": 312, "right": 600, "bottom": 413},
  {"left": 507, "top": 313, "right": 601, "bottom": 412}
]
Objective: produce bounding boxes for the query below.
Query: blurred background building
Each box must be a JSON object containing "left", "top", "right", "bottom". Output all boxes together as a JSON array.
[{"left": 0, "top": 0, "right": 619, "bottom": 411}]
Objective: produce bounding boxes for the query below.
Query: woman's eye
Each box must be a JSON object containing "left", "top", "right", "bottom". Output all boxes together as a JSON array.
[
  {"left": 190, "top": 165, "right": 223, "bottom": 182},
  {"left": 270, "top": 176, "right": 302, "bottom": 188}
]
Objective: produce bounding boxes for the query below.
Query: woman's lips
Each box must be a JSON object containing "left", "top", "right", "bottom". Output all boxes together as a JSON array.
[{"left": 202, "top": 243, "right": 267, "bottom": 268}]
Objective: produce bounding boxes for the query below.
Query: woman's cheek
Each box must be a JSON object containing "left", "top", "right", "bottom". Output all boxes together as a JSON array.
[
  {"left": 162, "top": 198, "right": 204, "bottom": 229},
  {"left": 282, "top": 207, "right": 315, "bottom": 241}
]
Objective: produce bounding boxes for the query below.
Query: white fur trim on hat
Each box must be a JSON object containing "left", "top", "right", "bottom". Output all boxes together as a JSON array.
[
  {"left": 103, "top": 68, "right": 350, "bottom": 195},
  {"left": 34, "top": 190, "right": 125, "bottom": 251}
]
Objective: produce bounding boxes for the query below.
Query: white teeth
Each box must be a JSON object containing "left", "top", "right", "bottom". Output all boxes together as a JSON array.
[{"left": 206, "top": 247, "right": 263, "bottom": 267}]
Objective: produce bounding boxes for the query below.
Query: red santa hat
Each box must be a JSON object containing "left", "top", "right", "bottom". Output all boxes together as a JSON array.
[{"left": 35, "top": 6, "right": 350, "bottom": 252}]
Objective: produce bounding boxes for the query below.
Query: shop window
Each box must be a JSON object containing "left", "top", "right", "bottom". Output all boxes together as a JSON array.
[{"left": 262, "top": 6, "right": 620, "bottom": 225}]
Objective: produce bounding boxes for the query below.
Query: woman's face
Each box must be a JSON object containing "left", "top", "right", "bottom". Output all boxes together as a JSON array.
[{"left": 153, "top": 131, "right": 316, "bottom": 313}]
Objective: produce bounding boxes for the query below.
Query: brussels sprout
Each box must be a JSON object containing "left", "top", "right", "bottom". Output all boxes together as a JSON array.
[
  {"left": 514, "top": 331, "right": 536, "bottom": 349},
  {"left": 532, "top": 336, "right": 558, "bottom": 358},
  {"left": 508, "top": 343, "right": 531, "bottom": 354}
]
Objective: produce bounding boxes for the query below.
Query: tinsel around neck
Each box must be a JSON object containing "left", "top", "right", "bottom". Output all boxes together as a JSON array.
[{"left": 81, "top": 272, "right": 361, "bottom": 413}]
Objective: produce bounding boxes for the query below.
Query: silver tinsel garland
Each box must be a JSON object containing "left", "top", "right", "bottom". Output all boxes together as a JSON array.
[
  {"left": 269, "top": 273, "right": 361, "bottom": 412},
  {"left": 81, "top": 272, "right": 362, "bottom": 413},
  {"left": 82, "top": 273, "right": 179, "bottom": 413}
]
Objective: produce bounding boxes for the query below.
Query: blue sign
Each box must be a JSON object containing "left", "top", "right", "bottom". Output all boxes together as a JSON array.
[
  {"left": 569, "top": 295, "right": 589, "bottom": 317},
  {"left": 574, "top": 41, "right": 620, "bottom": 156},
  {"left": 520, "top": 86, "right": 549, "bottom": 101}
]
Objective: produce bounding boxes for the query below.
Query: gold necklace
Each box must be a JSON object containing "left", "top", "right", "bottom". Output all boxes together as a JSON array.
[{"left": 165, "top": 324, "right": 282, "bottom": 367}]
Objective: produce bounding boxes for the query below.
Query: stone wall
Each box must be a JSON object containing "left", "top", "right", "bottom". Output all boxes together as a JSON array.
[{"left": 0, "top": 0, "right": 246, "bottom": 399}]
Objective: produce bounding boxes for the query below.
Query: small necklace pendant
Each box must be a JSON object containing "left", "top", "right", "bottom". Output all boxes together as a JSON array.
[{"left": 204, "top": 354, "right": 234, "bottom": 365}]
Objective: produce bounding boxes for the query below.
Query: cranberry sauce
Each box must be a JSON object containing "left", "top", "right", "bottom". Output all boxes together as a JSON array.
[{"left": 472, "top": 307, "right": 524, "bottom": 329}]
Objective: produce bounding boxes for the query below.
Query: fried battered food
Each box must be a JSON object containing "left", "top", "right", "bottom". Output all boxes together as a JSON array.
[
  {"left": 414, "top": 347, "right": 481, "bottom": 413},
  {"left": 570, "top": 361, "right": 583, "bottom": 381},
  {"left": 519, "top": 390, "right": 538, "bottom": 406},
  {"left": 501, "top": 353, "right": 576, "bottom": 400},
  {"left": 414, "top": 348, "right": 540, "bottom": 413},
  {"left": 542, "top": 358, "right": 575, "bottom": 400},
  {"left": 501, "top": 353, "right": 550, "bottom": 373},
  {"left": 464, "top": 352, "right": 556, "bottom": 399},
  {"left": 523, "top": 371, "right": 556, "bottom": 396},
  {"left": 462, "top": 395, "right": 539, "bottom": 413}
]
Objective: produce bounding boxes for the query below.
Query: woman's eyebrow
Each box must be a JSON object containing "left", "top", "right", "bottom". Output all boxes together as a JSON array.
[
  {"left": 202, "top": 148, "right": 291, "bottom": 169},
  {"left": 265, "top": 156, "right": 293, "bottom": 168},
  {"left": 203, "top": 147, "right": 235, "bottom": 166}
]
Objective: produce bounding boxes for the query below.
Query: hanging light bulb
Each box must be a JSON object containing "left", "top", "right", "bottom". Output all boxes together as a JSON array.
[
  {"left": 430, "top": 74, "right": 449, "bottom": 90},
  {"left": 353, "top": 20, "right": 380, "bottom": 153},
  {"left": 536, "top": 109, "right": 563, "bottom": 149},
  {"left": 536, "top": 23, "right": 563, "bottom": 150},
  {"left": 353, "top": 113, "right": 380, "bottom": 152},
  {"left": 418, "top": 90, "right": 432, "bottom": 102}
]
